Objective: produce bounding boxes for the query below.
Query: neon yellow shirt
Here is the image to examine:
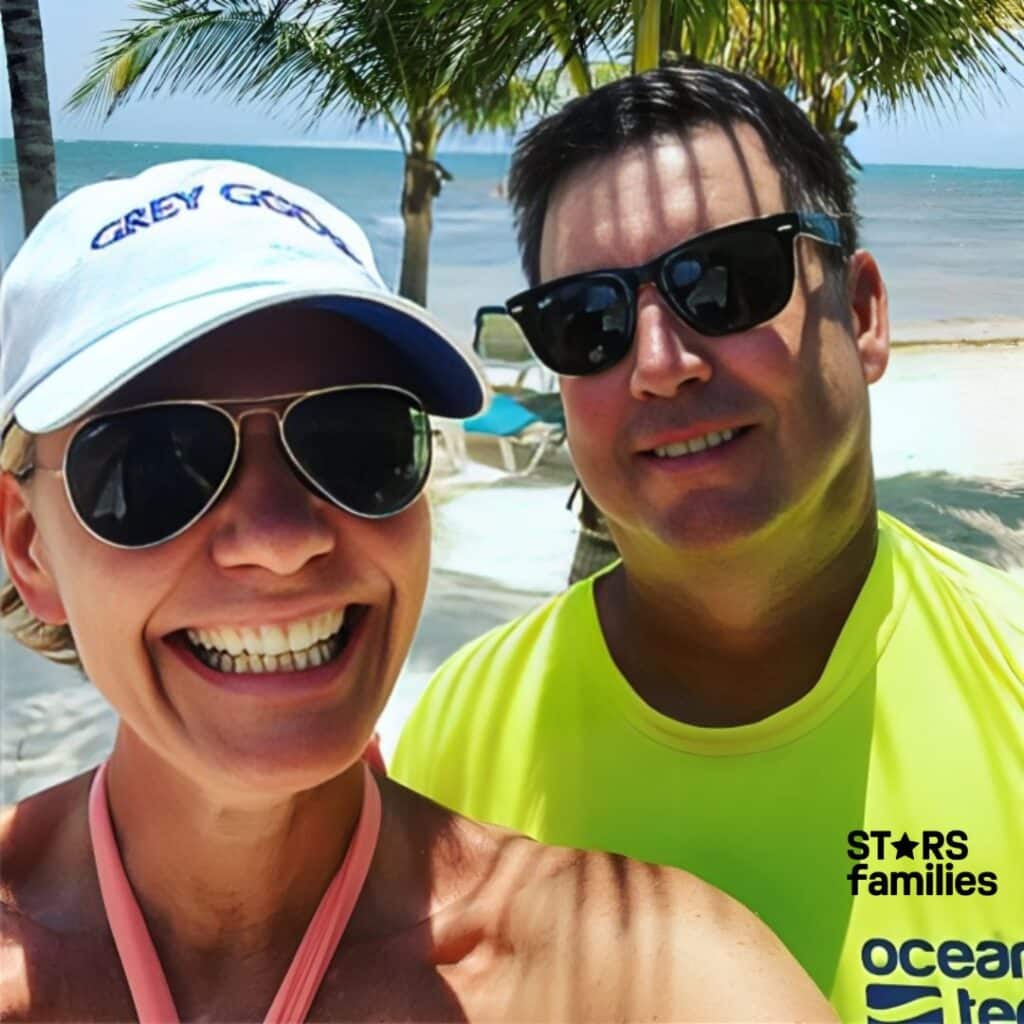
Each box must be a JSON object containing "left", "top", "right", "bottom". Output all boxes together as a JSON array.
[{"left": 394, "top": 513, "right": 1024, "bottom": 1022}]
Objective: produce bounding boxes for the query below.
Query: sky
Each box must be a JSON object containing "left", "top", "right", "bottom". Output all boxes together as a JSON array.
[{"left": 2, "top": 0, "right": 1024, "bottom": 167}]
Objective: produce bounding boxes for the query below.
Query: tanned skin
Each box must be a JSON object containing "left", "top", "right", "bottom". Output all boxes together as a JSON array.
[
  {"left": 0, "top": 309, "right": 834, "bottom": 1022},
  {"left": 1, "top": 770, "right": 833, "bottom": 1022},
  {"left": 546, "top": 125, "right": 890, "bottom": 729}
]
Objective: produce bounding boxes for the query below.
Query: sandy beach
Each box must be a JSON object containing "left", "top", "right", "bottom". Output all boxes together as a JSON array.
[
  {"left": 2, "top": 341, "right": 1022, "bottom": 803},
  {"left": 891, "top": 318, "right": 1024, "bottom": 347}
]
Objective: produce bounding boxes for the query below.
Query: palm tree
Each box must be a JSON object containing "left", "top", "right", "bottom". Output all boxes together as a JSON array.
[
  {"left": 1, "top": 0, "right": 56, "bottom": 237},
  {"left": 69, "top": 0, "right": 542, "bottom": 305},
  {"left": 477, "top": 0, "right": 1024, "bottom": 160},
  {"left": 667, "top": 0, "right": 1024, "bottom": 161}
]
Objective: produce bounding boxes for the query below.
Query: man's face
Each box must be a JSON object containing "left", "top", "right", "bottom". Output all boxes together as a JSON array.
[
  {"left": 540, "top": 125, "right": 888, "bottom": 558},
  {"left": 16, "top": 307, "right": 430, "bottom": 797}
]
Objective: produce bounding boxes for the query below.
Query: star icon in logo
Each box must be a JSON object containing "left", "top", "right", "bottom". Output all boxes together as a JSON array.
[{"left": 892, "top": 832, "right": 919, "bottom": 859}]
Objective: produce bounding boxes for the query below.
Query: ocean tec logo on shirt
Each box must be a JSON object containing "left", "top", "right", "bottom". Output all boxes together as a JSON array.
[{"left": 862, "top": 937, "right": 1023, "bottom": 1024}]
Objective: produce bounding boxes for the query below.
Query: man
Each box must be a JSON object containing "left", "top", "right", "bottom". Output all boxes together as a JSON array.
[
  {"left": 393, "top": 65, "right": 1024, "bottom": 1021},
  {"left": 0, "top": 159, "right": 832, "bottom": 1022}
]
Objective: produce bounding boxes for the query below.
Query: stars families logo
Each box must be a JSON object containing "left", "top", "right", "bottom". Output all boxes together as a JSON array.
[
  {"left": 846, "top": 830, "right": 998, "bottom": 897},
  {"left": 846, "top": 832, "right": 1019, "bottom": 1023}
]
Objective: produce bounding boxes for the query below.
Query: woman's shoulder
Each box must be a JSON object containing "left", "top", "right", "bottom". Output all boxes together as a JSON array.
[
  {"left": 1, "top": 772, "right": 97, "bottom": 948},
  {"left": 2, "top": 772, "right": 92, "bottom": 892},
  {"left": 1, "top": 770, "right": 129, "bottom": 1021},
  {"left": 426, "top": 819, "right": 836, "bottom": 1022}
]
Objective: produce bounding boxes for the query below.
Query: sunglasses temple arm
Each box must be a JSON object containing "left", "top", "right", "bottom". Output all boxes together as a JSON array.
[{"left": 796, "top": 211, "right": 843, "bottom": 247}]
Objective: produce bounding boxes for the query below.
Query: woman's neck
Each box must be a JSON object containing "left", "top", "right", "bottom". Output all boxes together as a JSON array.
[{"left": 103, "top": 733, "right": 365, "bottom": 975}]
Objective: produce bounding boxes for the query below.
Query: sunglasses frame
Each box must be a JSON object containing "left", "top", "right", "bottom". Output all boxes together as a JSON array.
[
  {"left": 506, "top": 211, "right": 843, "bottom": 376},
  {"left": 21, "top": 383, "right": 432, "bottom": 550}
]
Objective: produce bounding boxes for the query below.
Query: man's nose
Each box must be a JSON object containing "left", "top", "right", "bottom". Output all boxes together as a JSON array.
[
  {"left": 629, "top": 283, "right": 713, "bottom": 399},
  {"left": 209, "top": 416, "right": 335, "bottom": 576}
]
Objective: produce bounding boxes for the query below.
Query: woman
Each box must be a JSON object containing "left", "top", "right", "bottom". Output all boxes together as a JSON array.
[{"left": 0, "top": 160, "right": 834, "bottom": 1022}]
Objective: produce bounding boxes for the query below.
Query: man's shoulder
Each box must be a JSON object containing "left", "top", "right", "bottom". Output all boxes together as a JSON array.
[
  {"left": 395, "top": 579, "right": 596, "bottom": 752},
  {"left": 438, "top": 573, "right": 598, "bottom": 679},
  {"left": 881, "top": 511, "right": 1024, "bottom": 641},
  {"left": 392, "top": 574, "right": 606, "bottom": 810}
]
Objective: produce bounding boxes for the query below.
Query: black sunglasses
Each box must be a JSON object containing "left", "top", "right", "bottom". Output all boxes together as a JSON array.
[
  {"left": 20, "top": 385, "right": 432, "bottom": 549},
  {"left": 506, "top": 212, "right": 843, "bottom": 376}
]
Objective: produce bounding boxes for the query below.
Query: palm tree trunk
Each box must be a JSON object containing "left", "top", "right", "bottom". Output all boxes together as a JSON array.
[
  {"left": 399, "top": 118, "right": 447, "bottom": 306},
  {"left": 633, "top": 0, "right": 661, "bottom": 72},
  {"left": 399, "top": 156, "right": 433, "bottom": 305},
  {"left": 1, "top": 0, "right": 56, "bottom": 237}
]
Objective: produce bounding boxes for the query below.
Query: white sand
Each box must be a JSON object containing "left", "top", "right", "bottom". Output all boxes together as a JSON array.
[
  {"left": 871, "top": 343, "right": 1024, "bottom": 481},
  {"left": 3, "top": 344, "right": 1022, "bottom": 802}
]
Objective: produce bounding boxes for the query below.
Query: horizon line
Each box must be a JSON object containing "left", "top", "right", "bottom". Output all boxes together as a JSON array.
[{"left": 1, "top": 135, "right": 1023, "bottom": 173}]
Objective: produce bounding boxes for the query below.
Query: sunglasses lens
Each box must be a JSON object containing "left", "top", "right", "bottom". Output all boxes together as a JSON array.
[
  {"left": 665, "top": 230, "right": 792, "bottom": 335},
  {"left": 284, "top": 388, "right": 431, "bottom": 517},
  {"left": 513, "top": 276, "right": 632, "bottom": 375},
  {"left": 66, "top": 405, "right": 236, "bottom": 547}
]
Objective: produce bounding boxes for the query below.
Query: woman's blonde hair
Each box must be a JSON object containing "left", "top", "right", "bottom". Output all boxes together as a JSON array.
[{"left": 0, "top": 424, "right": 80, "bottom": 667}]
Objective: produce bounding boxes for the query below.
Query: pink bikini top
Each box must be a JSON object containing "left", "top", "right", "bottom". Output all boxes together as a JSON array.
[{"left": 88, "top": 760, "right": 382, "bottom": 1023}]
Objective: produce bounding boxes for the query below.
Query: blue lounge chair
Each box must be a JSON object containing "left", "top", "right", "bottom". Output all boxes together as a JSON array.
[{"left": 463, "top": 392, "right": 565, "bottom": 474}]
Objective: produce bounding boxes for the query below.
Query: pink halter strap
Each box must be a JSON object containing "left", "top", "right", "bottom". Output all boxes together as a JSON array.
[{"left": 88, "top": 760, "right": 382, "bottom": 1023}]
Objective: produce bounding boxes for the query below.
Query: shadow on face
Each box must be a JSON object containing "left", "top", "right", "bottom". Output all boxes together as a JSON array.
[
  {"left": 541, "top": 123, "right": 881, "bottom": 557},
  {"left": 10, "top": 301, "right": 435, "bottom": 797}
]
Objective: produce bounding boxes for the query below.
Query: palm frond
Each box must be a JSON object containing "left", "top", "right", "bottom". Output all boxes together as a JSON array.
[{"left": 70, "top": 2, "right": 303, "bottom": 116}]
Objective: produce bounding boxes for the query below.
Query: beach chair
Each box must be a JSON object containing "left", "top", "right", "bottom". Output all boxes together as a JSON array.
[
  {"left": 473, "top": 306, "right": 554, "bottom": 393},
  {"left": 462, "top": 392, "right": 565, "bottom": 475},
  {"left": 463, "top": 306, "right": 566, "bottom": 473},
  {"left": 431, "top": 418, "right": 468, "bottom": 473}
]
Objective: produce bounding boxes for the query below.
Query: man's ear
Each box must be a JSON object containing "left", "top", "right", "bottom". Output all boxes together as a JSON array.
[
  {"left": 846, "top": 250, "right": 890, "bottom": 385},
  {"left": 0, "top": 473, "right": 68, "bottom": 625}
]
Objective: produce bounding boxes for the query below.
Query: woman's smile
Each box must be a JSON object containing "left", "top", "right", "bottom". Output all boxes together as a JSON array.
[{"left": 183, "top": 605, "right": 351, "bottom": 673}]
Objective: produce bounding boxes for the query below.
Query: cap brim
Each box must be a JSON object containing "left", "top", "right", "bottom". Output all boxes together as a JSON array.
[{"left": 13, "top": 278, "right": 487, "bottom": 433}]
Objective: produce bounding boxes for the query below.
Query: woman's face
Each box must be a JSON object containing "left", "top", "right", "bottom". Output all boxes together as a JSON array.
[{"left": 12, "top": 306, "right": 431, "bottom": 797}]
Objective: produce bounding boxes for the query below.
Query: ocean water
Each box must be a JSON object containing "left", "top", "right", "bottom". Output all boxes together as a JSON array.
[
  {"left": 0, "top": 139, "right": 518, "bottom": 340},
  {"left": 2, "top": 139, "right": 1023, "bottom": 334}
]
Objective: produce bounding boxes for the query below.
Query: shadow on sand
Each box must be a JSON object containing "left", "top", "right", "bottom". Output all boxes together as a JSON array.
[{"left": 877, "top": 471, "right": 1024, "bottom": 571}]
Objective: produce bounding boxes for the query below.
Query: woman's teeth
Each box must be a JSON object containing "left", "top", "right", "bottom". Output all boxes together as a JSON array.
[
  {"left": 185, "top": 609, "right": 347, "bottom": 674},
  {"left": 653, "top": 428, "right": 736, "bottom": 458}
]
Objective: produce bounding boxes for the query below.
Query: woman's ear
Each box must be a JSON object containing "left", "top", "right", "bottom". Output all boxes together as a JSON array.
[
  {"left": 0, "top": 473, "right": 68, "bottom": 625},
  {"left": 846, "top": 250, "right": 890, "bottom": 385}
]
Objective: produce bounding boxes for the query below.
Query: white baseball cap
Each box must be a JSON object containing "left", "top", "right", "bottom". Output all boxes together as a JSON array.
[{"left": 0, "top": 159, "right": 487, "bottom": 433}]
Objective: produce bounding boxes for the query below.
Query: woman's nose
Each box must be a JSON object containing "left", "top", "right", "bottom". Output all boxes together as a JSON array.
[{"left": 208, "top": 415, "right": 335, "bottom": 576}]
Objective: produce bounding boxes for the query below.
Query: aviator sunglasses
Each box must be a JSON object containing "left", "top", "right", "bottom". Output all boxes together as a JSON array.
[
  {"left": 18, "top": 384, "right": 432, "bottom": 549},
  {"left": 506, "top": 211, "right": 843, "bottom": 376}
]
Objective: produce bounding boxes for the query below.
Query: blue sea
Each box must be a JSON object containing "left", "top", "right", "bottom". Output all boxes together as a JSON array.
[{"left": 2, "top": 138, "right": 1023, "bottom": 335}]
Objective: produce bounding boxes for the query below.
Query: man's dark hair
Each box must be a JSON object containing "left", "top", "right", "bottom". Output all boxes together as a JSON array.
[{"left": 508, "top": 62, "right": 858, "bottom": 288}]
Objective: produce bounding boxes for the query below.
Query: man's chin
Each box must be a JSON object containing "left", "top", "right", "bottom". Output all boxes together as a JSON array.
[{"left": 612, "top": 494, "right": 786, "bottom": 558}]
